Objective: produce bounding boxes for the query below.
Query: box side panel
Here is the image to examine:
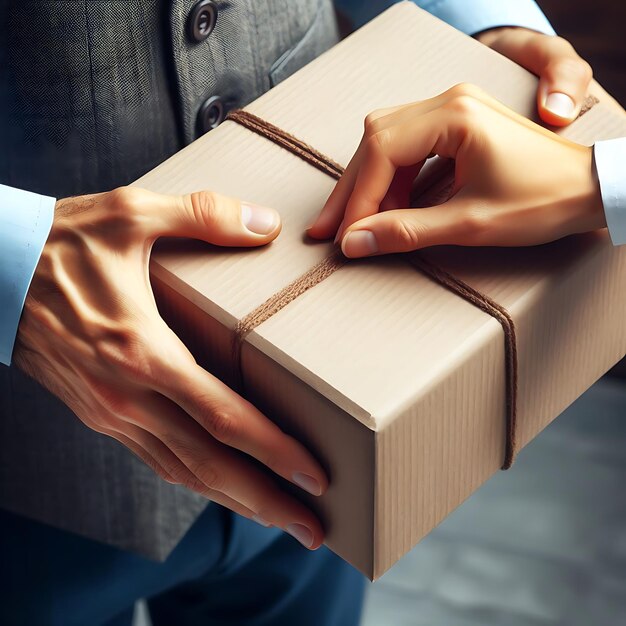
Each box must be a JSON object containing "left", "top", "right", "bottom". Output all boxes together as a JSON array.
[
  {"left": 374, "top": 331, "right": 505, "bottom": 579},
  {"left": 242, "top": 341, "right": 376, "bottom": 578},
  {"left": 514, "top": 236, "right": 626, "bottom": 448},
  {"left": 374, "top": 236, "right": 626, "bottom": 579}
]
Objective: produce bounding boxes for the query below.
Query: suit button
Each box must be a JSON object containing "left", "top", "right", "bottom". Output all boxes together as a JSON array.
[
  {"left": 198, "top": 96, "right": 225, "bottom": 134},
  {"left": 188, "top": 0, "right": 218, "bottom": 42}
]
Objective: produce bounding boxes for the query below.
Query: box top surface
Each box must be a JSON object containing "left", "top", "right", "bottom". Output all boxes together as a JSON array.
[{"left": 138, "top": 2, "right": 626, "bottom": 429}]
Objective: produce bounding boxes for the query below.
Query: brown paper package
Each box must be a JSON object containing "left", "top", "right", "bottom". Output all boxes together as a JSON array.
[{"left": 134, "top": 2, "right": 626, "bottom": 580}]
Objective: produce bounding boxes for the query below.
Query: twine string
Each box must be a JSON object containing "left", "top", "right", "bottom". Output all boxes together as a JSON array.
[
  {"left": 232, "top": 250, "right": 347, "bottom": 391},
  {"left": 226, "top": 109, "right": 522, "bottom": 469}
]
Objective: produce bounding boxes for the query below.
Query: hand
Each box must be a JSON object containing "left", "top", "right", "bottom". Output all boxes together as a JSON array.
[
  {"left": 476, "top": 27, "right": 593, "bottom": 127},
  {"left": 307, "top": 83, "right": 605, "bottom": 255},
  {"left": 14, "top": 186, "right": 327, "bottom": 549}
]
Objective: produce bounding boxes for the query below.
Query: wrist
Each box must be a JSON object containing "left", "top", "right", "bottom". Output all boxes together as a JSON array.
[{"left": 564, "top": 145, "right": 606, "bottom": 236}]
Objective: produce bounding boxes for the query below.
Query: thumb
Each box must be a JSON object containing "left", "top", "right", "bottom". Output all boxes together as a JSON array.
[
  {"left": 339, "top": 203, "right": 467, "bottom": 258},
  {"left": 483, "top": 30, "right": 592, "bottom": 127},
  {"left": 160, "top": 190, "right": 281, "bottom": 246},
  {"left": 537, "top": 51, "right": 593, "bottom": 127}
]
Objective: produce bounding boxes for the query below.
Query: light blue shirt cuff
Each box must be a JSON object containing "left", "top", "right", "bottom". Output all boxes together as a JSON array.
[
  {"left": 336, "top": 0, "right": 556, "bottom": 35},
  {"left": 594, "top": 138, "right": 626, "bottom": 246},
  {"left": 415, "top": 0, "right": 556, "bottom": 36},
  {"left": 0, "top": 185, "right": 55, "bottom": 365}
]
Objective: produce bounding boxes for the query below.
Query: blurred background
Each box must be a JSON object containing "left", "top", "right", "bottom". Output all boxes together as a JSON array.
[
  {"left": 541, "top": 0, "right": 625, "bottom": 106},
  {"left": 359, "top": 2, "right": 626, "bottom": 624}
]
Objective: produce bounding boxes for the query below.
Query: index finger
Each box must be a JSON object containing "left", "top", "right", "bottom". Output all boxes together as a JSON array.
[
  {"left": 306, "top": 136, "right": 366, "bottom": 240},
  {"left": 339, "top": 109, "right": 445, "bottom": 238},
  {"left": 308, "top": 105, "right": 409, "bottom": 241}
]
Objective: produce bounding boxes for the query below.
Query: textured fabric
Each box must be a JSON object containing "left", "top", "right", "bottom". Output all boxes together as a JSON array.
[
  {"left": 1, "top": 1, "right": 180, "bottom": 198},
  {"left": 0, "top": 185, "right": 55, "bottom": 365},
  {"left": 595, "top": 138, "right": 626, "bottom": 245},
  {"left": 0, "top": 0, "right": 340, "bottom": 560},
  {"left": 337, "top": 0, "right": 555, "bottom": 35},
  {"left": 169, "top": 0, "right": 339, "bottom": 144},
  {"left": 0, "top": 505, "right": 366, "bottom": 626}
]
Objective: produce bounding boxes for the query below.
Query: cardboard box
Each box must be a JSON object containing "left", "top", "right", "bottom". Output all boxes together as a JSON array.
[{"left": 134, "top": 3, "right": 626, "bottom": 579}]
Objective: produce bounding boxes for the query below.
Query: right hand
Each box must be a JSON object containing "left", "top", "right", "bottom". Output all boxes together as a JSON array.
[
  {"left": 13, "top": 186, "right": 327, "bottom": 549},
  {"left": 308, "top": 83, "right": 605, "bottom": 254}
]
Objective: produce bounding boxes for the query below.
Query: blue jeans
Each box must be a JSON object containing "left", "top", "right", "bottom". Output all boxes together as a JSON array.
[{"left": 0, "top": 505, "right": 366, "bottom": 626}]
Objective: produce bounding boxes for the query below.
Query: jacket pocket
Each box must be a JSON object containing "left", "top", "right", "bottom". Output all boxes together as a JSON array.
[{"left": 269, "top": 0, "right": 339, "bottom": 87}]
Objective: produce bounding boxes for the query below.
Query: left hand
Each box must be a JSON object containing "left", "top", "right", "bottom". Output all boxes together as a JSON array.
[{"left": 476, "top": 26, "right": 593, "bottom": 127}]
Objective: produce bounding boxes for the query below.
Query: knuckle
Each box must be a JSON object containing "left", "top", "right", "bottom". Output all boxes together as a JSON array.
[
  {"left": 446, "top": 82, "right": 481, "bottom": 100},
  {"left": 109, "top": 186, "right": 143, "bottom": 213},
  {"left": 163, "top": 462, "right": 191, "bottom": 485},
  {"left": 363, "top": 112, "right": 376, "bottom": 134},
  {"left": 444, "top": 93, "right": 482, "bottom": 121},
  {"left": 363, "top": 109, "right": 386, "bottom": 135},
  {"left": 461, "top": 208, "right": 494, "bottom": 242},
  {"left": 191, "top": 458, "right": 225, "bottom": 491},
  {"left": 105, "top": 187, "right": 152, "bottom": 238},
  {"left": 389, "top": 219, "right": 425, "bottom": 251},
  {"left": 181, "top": 474, "right": 209, "bottom": 494},
  {"left": 187, "top": 190, "right": 219, "bottom": 228},
  {"left": 364, "top": 128, "right": 391, "bottom": 155},
  {"left": 206, "top": 409, "right": 240, "bottom": 444}
]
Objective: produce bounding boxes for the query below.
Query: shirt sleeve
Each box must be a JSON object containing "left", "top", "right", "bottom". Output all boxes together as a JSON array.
[
  {"left": 0, "top": 184, "right": 55, "bottom": 366},
  {"left": 594, "top": 138, "right": 626, "bottom": 246},
  {"left": 336, "top": 0, "right": 556, "bottom": 35}
]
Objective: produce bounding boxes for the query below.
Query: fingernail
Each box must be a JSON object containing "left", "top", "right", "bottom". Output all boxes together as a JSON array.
[
  {"left": 292, "top": 472, "right": 323, "bottom": 496},
  {"left": 241, "top": 203, "right": 280, "bottom": 235},
  {"left": 333, "top": 219, "right": 345, "bottom": 244},
  {"left": 545, "top": 92, "right": 576, "bottom": 119},
  {"left": 286, "top": 523, "right": 314, "bottom": 549},
  {"left": 341, "top": 230, "right": 378, "bottom": 257},
  {"left": 252, "top": 514, "right": 272, "bottom": 528}
]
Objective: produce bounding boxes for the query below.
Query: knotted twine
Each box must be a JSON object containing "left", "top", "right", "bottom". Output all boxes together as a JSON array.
[{"left": 227, "top": 109, "right": 523, "bottom": 468}]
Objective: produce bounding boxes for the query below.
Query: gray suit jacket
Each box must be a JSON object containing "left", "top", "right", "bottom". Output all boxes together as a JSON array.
[{"left": 0, "top": 0, "right": 339, "bottom": 560}]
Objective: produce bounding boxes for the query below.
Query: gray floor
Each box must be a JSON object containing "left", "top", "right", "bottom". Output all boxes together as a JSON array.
[
  {"left": 136, "top": 377, "right": 626, "bottom": 626},
  {"left": 361, "top": 377, "right": 626, "bottom": 626}
]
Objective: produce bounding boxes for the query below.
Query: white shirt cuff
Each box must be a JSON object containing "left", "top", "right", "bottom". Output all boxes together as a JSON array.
[{"left": 594, "top": 139, "right": 626, "bottom": 246}]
